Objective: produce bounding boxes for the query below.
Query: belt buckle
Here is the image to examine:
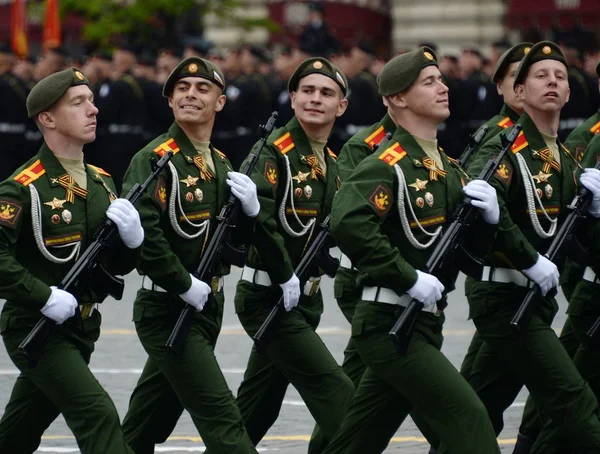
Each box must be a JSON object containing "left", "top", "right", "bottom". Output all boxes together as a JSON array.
[
  {"left": 308, "top": 278, "right": 321, "bottom": 297},
  {"left": 210, "top": 276, "right": 221, "bottom": 295}
]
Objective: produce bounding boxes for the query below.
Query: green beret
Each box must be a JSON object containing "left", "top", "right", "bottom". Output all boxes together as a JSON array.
[
  {"left": 377, "top": 47, "right": 438, "bottom": 96},
  {"left": 163, "top": 57, "right": 225, "bottom": 97},
  {"left": 288, "top": 57, "right": 348, "bottom": 96},
  {"left": 513, "top": 41, "right": 567, "bottom": 88},
  {"left": 492, "top": 42, "right": 533, "bottom": 83},
  {"left": 26, "top": 67, "right": 89, "bottom": 118}
]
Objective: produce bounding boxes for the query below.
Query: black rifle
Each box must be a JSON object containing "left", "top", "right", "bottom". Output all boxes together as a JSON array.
[
  {"left": 252, "top": 134, "right": 394, "bottom": 351},
  {"left": 389, "top": 125, "right": 522, "bottom": 354},
  {"left": 166, "top": 111, "right": 279, "bottom": 356},
  {"left": 19, "top": 150, "right": 175, "bottom": 367},
  {"left": 458, "top": 125, "right": 490, "bottom": 168},
  {"left": 512, "top": 159, "right": 600, "bottom": 335}
]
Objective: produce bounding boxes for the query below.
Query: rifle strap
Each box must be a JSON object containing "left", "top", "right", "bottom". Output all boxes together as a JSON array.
[
  {"left": 29, "top": 185, "right": 81, "bottom": 264},
  {"left": 167, "top": 162, "right": 211, "bottom": 241},
  {"left": 394, "top": 164, "right": 442, "bottom": 250},
  {"left": 515, "top": 153, "right": 557, "bottom": 239},
  {"left": 278, "top": 154, "right": 316, "bottom": 238}
]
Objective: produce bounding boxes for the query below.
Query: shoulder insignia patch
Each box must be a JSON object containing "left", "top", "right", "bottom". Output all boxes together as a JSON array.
[
  {"left": 378, "top": 142, "right": 407, "bottom": 166},
  {"left": 154, "top": 138, "right": 180, "bottom": 157},
  {"left": 327, "top": 148, "right": 337, "bottom": 159},
  {"left": 497, "top": 117, "right": 514, "bottom": 129},
  {"left": 215, "top": 148, "right": 227, "bottom": 159},
  {"left": 152, "top": 176, "right": 168, "bottom": 211},
  {"left": 364, "top": 126, "right": 386, "bottom": 149},
  {"left": 264, "top": 161, "right": 278, "bottom": 187},
  {"left": 273, "top": 132, "right": 295, "bottom": 155},
  {"left": 590, "top": 120, "right": 600, "bottom": 135},
  {"left": 14, "top": 159, "right": 46, "bottom": 186},
  {"left": 87, "top": 164, "right": 111, "bottom": 177},
  {"left": 369, "top": 185, "right": 392, "bottom": 215},
  {"left": 511, "top": 131, "right": 528, "bottom": 154},
  {"left": 496, "top": 158, "right": 513, "bottom": 185},
  {"left": 0, "top": 198, "right": 23, "bottom": 228}
]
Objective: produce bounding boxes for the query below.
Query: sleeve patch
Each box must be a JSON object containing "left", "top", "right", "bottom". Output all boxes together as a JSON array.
[
  {"left": 495, "top": 158, "right": 513, "bottom": 185},
  {"left": 264, "top": 161, "right": 278, "bottom": 187},
  {"left": 152, "top": 176, "right": 168, "bottom": 211},
  {"left": 368, "top": 185, "right": 392, "bottom": 215},
  {"left": 0, "top": 198, "right": 23, "bottom": 228}
]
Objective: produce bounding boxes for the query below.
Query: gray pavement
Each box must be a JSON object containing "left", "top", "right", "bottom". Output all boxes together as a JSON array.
[{"left": 0, "top": 270, "right": 569, "bottom": 453}]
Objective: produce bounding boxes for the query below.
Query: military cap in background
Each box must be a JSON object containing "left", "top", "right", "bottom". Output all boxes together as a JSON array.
[
  {"left": 287, "top": 56, "right": 348, "bottom": 96},
  {"left": 248, "top": 45, "right": 271, "bottom": 63},
  {"left": 163, "top": 56, "right": 225, "bottom": 97},
  {"left": 492, "top": 42, "right": 533, "bottom": 83},
  {"left": 26, "top": 67, "right": 89, "bottom": 118},
  {"left": 514, "top": 41, "right": 567, "bottom": 88},
  {"left": 377, "top": 46, "right": 438, "bottom": 96}
]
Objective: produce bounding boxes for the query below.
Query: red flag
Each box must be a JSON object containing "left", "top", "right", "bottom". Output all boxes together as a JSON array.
[
  {"left": 11, "top": 0, "right": 28, "bottom": 58},
  {"left": 43, "top": 0, "right": 61, "bottom": 50}
]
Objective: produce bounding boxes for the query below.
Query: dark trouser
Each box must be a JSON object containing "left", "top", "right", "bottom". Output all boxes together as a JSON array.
[
  {"left": 322, "top": 301, "right": 500, "bottom": 454},
  {"left": 448, "top": 281, "right": 600, "bottom": 454},
  {"left": 203, "top": 280, "right": 355, "bottom": 453},
  {"left": 121, "top": 288, "right": 257, "bottom": 454},
  {"left": 0, "top": 310, "right": 133, "bottom": 454}
]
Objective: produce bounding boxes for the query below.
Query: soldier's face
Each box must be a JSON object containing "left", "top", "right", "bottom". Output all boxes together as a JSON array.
[
  {"left": 169, "top": 77, "right": 226, "bottom": 126},
  {"left": 290, "top": 74, "right": 347, "bottom": 126},
  {"left": 44, "top": 85, "right": 98, "bottom": 145},
  {"left": 517, "top": 60, "right": 570, "bottom": 113},
  {"left": 497, "top": 62, "right": 523, "bottom": 113},
  {"left": 401, "top": 66, "right": 449, "bottom": 122}
]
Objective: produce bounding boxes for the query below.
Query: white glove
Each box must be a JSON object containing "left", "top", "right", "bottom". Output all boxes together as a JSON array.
[
  {"left": 580, "top": 168, "right": 600, "bottom": 217},
  {"left": 406, "top": 270, "right": 445, "bottom": 309},
  {"left": 522, "top": 254, "right": 559, "bottom": 296},
  {"left": 227, "top": 172, "right": 260, "bottom": 217},
  {"left": 463, "top": 179, "right": 500, "bottom": 224},
  {"left": 41, "top": 286, "right": 78, "bottom": 324},
  {"left": 179, "top": 274, "right": 212, "bottom": 312},
  {"left": 106, "top": 198, "right": 144, "bottom": 249},
  {"left": 279, "top": 274, "right": 301, "bottom": 312}
]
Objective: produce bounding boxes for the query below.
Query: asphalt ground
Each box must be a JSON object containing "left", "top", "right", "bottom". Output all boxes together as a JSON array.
[{"left": 0, "top": 270, "right": 569, "bottom": 453}]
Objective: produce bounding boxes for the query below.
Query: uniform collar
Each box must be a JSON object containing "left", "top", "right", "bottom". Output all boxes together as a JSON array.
[
  {"left": 39, "top": 142, "right": 78, "bottom": 188},
  {"left": 500, "top": 103, "right": 521, "bottom": 123},
  {"left": 381, "top": 113, "right": 397, "bottom": 134},
  {"left": 391, "top": 124, "right": 448, "bottom": 169}
]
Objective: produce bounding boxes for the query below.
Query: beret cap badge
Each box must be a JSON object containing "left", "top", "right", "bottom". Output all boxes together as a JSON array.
[
  {"left": 424, "top": 52, "right": 434, "bottom": 61},
  {"left": 313, "top": 61, "right": 323, "bottom": 69},
  {"left": 188, "top": 63, "right": 198, "bottom": 73},
  {"left": 75, "top": 71, "right": 85, "bottom": 81},
  {"left": 542, "top": 46, "right": 552, "bottom": 55},
  {"left": 524, "top": 47, "right": 531, "bottom": 54}
]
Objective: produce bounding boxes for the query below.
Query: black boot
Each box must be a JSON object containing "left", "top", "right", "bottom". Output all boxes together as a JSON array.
[{"left": 512, "top": 432, "right": 537, "bottom": 454}]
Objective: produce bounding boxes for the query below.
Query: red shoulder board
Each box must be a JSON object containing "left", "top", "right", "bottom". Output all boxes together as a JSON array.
[
  {"left": 153, "top": 138, "right": 180, "bottom": 157},
  {"left": 215, "top": 148, "right": 227, "bottom": 159},
  {"left": 273, "top": 132, "right": 295, "bottom": 155},
  {"left": 88, "top": 164, "right": 111, "bottom": 177},
  {"left": 327, "top": 148, "right": 337, "bottom": 159},
  {"left": 377, "top": 142, "right": 407, "bottom": 166},
  {"left": 511, "top": 131, "right": 528, "bottom": 154},
  {"left": 364, "top": 126, "right": 386, "bottom": 149},
  {"left": 590, "top": 120, "right": 600, "bottom": 135},
  {"left": 497, "top": 117, "right": 514, "bottom": 129},
  {"left": 14, "top": 159, "right": 46, "bottom": 186}
]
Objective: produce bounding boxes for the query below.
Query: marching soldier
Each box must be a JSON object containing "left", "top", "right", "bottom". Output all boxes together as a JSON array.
[
  {"left": 453, "top": 41, "right": 600, "bottom": 453},
  {"left": 459, "top": 43, "right": 532, "bottom": 418},
  {"left": 512, "top": 60, "right": 600, "bottom": 454},
  {"left": 322, "top": 47, "right": 501, "bottom": 454},
  {"left": 0, "top": 68, "right": 143, "bottom": 453},
  {"left": 204, "top": 57, "right": 355, "bottom": 453},
  {"left": 120, "top": 57, "right": 260, "bottom": 454}
]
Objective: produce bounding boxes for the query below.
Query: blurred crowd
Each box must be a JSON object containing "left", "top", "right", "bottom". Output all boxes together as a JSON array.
[{"left": 1, "top": 5, "right": 600, "bottom": 189}]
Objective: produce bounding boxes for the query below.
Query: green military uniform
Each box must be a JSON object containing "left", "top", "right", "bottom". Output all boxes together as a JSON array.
[
  {"left": 322, "top": 123, "right": 500, "bottom": 454},
  {"left": 515, "top": 109, "right": 600, "bottom": 450},
  {"left": 119, "top": 123, "right": 258, "bottom": 454},
  {"left": 0, "top": 143, "right": 139, "bottom": 453},
  {"left": 206, "top": 115, "right": 355, "bottom": 452},
  {"left": 456, "top": 106, "right": 600, "bottom": 453},
  {"left": 120, "top": 57, "right": 258, "bottom": 454},
  {"left": 529, "top": 133, "right": 600, "bottom": 451}
]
